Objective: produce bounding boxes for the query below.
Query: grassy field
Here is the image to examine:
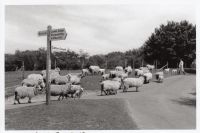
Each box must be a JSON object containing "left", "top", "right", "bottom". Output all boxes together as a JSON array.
[{"left": 5, "top": 99, "right": 138, "bottom": 130}]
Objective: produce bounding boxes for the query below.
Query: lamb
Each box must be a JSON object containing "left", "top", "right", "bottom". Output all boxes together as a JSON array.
[
  {"left": 82, "top": 69, "right": 90, "bottom": 76},
  {"left": 164, "top": 68, "right": 170, "bottom": 74},
  {"left": 100, "top": 80, "right": 122, "bottom": 95},
  {"left": 143, "top": 72, "right": 153, "bottom": 83},
  {"left": 22, "top": 78, "right": 45, "bottom": 90},
  {"left": 124, "top": 66, "right": 132, "bottom": 75},
  {"left": 155, "top": 72, "right": 164, "bottom": 82},
  {"left": 66, "top": 85, "right": 84, "bottom": 99},
  {"left": 122, "top": 76, "right": 145, "bottom": 92},
  {"left": 14, "top": 85, "right": 41, "bottom": 104},
  {"left": 146, "top": 64, "right": 155, "bottom": 70},
  {"left": 89, "top": 65, "right": 100, "bottom": 75},
  {"left": 54, "top": 75, "right": 70, "bottom": 85},
  {"left": 99, "top": 69, "right": 106, "bottom": 75},
  {"left": 171, "top": 69, "right": 177, "bottom": 75},
  {"left": 115, "top": 66, "right": 123, "bottom": 71},
  {"left": 50, "top": 83, "right": 72, "bottom": 101}
]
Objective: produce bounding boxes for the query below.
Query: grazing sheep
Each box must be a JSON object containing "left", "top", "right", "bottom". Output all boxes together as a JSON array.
[
  {"left": 82, "top": 69, "right": 90, "bottom": 76},
  {"left": 164, "top": 68, "right": 170, "bottom": 74},
  {"left": 146, "top": 64, "right": 155, "bottom": 70},
  {"left": 22, "top": 78, "right": 45, "bottom": 89},
  {"left": 54, "top": 75, "right": 70, "bottom": 85},
  {"left": 115, "top": 66, "right": 123, "bottom": 71},
  {"left": 143, "top": 72, "right": 153, "bottom": 83},
  {"left": 89, "top": 65, "right": 100, "bottom": 75},
  {"left": 14, "top": 85, "right": 41, "bottom": 104},
  {"left": 155, "top": 72, "right": 164, "bottom": 83},
  {"left": 124, "top": 66, "right": 132, "bottom": 75},
  {"left": 102, "top": 74, "right": 110, "bottom": 81},
  {"left": 100, "top": 80, "right": 122, "bottom": 95},
  {"left": 99, "top": 69, "right": 106, "bottom": 75},
  {"left": 172, "top": 69, "right": 178, "bottom": 75},
  {"left": 122, "top": 76, "right": 145, "bottom": 92},
  {"left": 50, "top": 83, "right": 72, "bottom": 101}
]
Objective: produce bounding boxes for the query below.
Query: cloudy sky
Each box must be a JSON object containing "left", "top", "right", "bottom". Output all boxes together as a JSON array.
[{"left": 5, "top": 1, "right": 196, "bottom": 55}]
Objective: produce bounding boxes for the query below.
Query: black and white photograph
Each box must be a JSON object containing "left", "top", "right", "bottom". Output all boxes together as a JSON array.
[{"left": 1, "top": 0, "right": 198, "bottom": 132}]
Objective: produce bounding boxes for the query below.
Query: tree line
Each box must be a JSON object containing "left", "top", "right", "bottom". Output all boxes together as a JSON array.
[{"left": 5, "top": 20, "right": 196, "bottom": 71}]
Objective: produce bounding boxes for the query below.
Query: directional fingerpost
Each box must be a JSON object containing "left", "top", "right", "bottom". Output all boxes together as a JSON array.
[{"left": 38, "top": 26, "right": 67, "bottom": 105}]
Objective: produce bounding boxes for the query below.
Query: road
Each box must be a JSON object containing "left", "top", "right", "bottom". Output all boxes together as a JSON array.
[{"left": 5, "top": 74, "right": 196, "bottom": 129}]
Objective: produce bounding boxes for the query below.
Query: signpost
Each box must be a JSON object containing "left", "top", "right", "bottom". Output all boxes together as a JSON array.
[{"left": 38, "top": 25, "right": 67, "bottom": 105}]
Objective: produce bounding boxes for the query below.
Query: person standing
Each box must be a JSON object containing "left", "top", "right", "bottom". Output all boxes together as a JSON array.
[{"left": 179, "top": 59, "right": 185, "bottom": 75}]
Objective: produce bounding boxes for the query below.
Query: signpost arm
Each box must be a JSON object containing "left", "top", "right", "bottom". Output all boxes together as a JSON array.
[{"left": 46, "top": 25, "right": 52, "bottom": 105}]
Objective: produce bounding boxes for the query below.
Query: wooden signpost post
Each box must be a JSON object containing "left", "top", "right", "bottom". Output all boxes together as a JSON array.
[{"left": 38, "top": 25, "right": 67, "bottom": 105}]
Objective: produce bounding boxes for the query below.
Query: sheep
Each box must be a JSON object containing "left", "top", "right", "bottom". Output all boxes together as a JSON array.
[
  {"left": 109, "top": 70, "right": 117, "bottom": 78},
  {"left": 14, "top": 85, "right": 41, "bottom": 104},
  {"left": 82, "top": 69, "right": 90, "bottom": 76},
  {"left": 122, "top": 76, "right": 145, "bottom": 92},
  {"left": 89, "top": 65, "right": 100, "bottom": 75},
  {"left": 155, "top": 72, "right": 164, "bottom": 82},
  {"left": 112, "top": 77, "right": 122, "bottom": 83},
  {"left": 171, "top": 69, "right": 178, "bottom": 75},
  {"left": 140, "top": 67, "right": 150, "bottom": 74},
  {"left": 68, "top": 74, "right": 83, "bottom": 85},
  {"left": 102, "top": 74, "right": 110, "bottom": 81},
  {"left": 27, "top": 74, "right": 43, "bottom": 81},
  {"left": 21, "top": 78, "right": 45, "bottom": 90},
  {"left": 99, "top": 69, "right": 106, "bottom": 75},
  {"left": 100, "top": 80, "right": 122, "bottom": 95},
  {"left": 146, "top": 64, "right": 155, "bottom": 70},
  {"left": 124, "top": 66, "right": 132, "bottom": 75},
  {"left": 135, "top": 69, "right": 144, "bottom": 77},
  {"left": 116, "top": 71, "right": 128, "bottom": 79},
  {"left": 143, "top": 72, "right": 153, "bottom": 83},
  {"left": 115, "top": 66, "right": 123, "bottom": 71},
  {"left": 42, "top": 70, "right": 60, "bottom": 83},
  {"left": 66, "top": 85, "right": 84, "bottom": 99},
  {"left": 54, "top": 75, "right": 70, "bottom": 85},
  {"left": 164, "top": 68, "right": 170, "bottom": 74},
  {"left": 50, "top": 83, "right": 72, "bottom": 101}
]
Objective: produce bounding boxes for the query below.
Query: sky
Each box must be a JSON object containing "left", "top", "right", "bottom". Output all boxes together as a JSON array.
[{"left": 5, "top": 1, "right": 196, "bottom": 55}]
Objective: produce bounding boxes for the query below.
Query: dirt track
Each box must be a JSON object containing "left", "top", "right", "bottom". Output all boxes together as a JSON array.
[{"left": 5, "top": 74, "right": 196, "bottom": 129}]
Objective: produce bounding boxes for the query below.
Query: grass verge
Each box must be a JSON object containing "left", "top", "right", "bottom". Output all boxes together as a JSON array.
[{"left": 5, "top": 99, "right": 138, "bottom": 130}]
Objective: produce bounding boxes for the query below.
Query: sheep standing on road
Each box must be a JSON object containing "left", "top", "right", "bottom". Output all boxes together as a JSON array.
[
  {"left": 100, "top": 80, "right": 122, "bottom": 95},
  {"left": 122, "top": 76, "right": 145, "bottom": 92},
  {"left": 143, "top": 72, "right": 153, "bottom": 83},
  {"left": 164, "top": 68, "right": 170, "bottom": 74},
  {"left": 171, "top": 69, "right": 178, "bottom": 75},
  {"left": 14, "top": 85, "right": 41, "bottom": 104},
  {"left": 67, "top": 85, "right": 84, "bottom": 99},
  {"left": 22, "top": 78, "right": 45, "bottom": 90},
  {"left": 155, "top": 72, "right": 164, "bottom": 83},
  {"left": 99, "top": 69, "right": 106, "bottom": 75},
  {"left": 68, "top": 73, "right": 83, "bottom": 85},
  {"left": 102, "top": 74, "right": 110, "bottom": 81},
  {"left": 54, "top": 75, "right": 70, "bottom": 85},
  {"left": 82, "top": 69, "right": 90, "bottom": 76},
  {"left": 50, "top": 83, "right": 72, "bottom": 101},
  {"left": 135, "top": 69, "right": 144, "bottom": 77},
  {"left": 89, "top": 65, "right": 100, "bottom": 75}
]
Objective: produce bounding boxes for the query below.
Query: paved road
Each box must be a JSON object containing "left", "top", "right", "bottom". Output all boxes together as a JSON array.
[{"left": 5, "top": 75, "right": 196, "bottom": 129}]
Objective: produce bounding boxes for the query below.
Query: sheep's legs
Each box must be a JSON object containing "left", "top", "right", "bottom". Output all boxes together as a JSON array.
[
  {"left": 28, "top": 98, "right": 31, "bottom": 103},
  {"left": 136, "top": 87, "right": 138, "bottom": 92}
]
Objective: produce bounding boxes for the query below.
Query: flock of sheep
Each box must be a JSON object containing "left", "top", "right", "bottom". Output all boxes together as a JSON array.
[{"left": 13, "top": 64, "right": 178, "bottom": 104}]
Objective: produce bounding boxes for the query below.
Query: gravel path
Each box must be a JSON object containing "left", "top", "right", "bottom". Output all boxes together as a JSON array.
[{"left": 5, "top": 75, "right": 196, "bottom": 129}]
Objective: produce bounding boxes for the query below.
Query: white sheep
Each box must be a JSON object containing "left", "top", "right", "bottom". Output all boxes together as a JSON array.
[
  {"left": 27, "top": 74, "right": 43, "bottom": 81},
  {"left": 14, "top": 85, "right": 41, "bottom": 104},
  {"left": 135, "top": 69, "right": 144, "bottom": 77},
  {"left": 164, "top": 68, "right": 170, "bottom": 74},
  {"left": 109, "top": 70, "right": 117, "bottom": 78},
  {"left": 143, "top": 72, "right": 153, "bottom": 83},
  {"left": 54, "top": 75, "right": 70, "bottom": 85},
  {"left": 116, "top": 71, "right": 128, "bottom": 79},
  {"left": 68, "top": 74, "right": 83, "bottom": 85},
  {"left": 82, "top": 69, "right": 90, "bottom": 76},
  {"left": 115, "top": 66, "right": 123, "bottom": 71},
  {"left": 99, "top": 69, "right": 106, "bottom": 75},
  {"left": 50, "top": 83, "right": 72, "bottom": 100},
  {"left": 146, "top": 64, "right": 155, "bottom": 70},
  {"left": 155, "top": 72, "right": 164, "bottom": 82},
  {"left": 68, "top": 85, "right": 84, "bottom": 99},
  {"left": 171, "top": 69, "right": 177, "bottom": 75},
  {"left": 89, "top": 65, "right": 100, "bottom": 75},
  {"left": 122, "top": 76, "right": 145, "bottom": 92},
  {"left": 140, "top": 67, "right": 150, "bottom": 74},
  {"left": 42, "top": 70, "right": 60, "bottom": 83},
  {"left": 100, "top": 80, "right": 121, "bottom": 95},
  {"left": 124, "top": 66, "right": 132, "bottom": 75},
  {"left": 22, "top": 78, "right": 45, "bottom": 89},
  {"left": 102, "top": 74, "right": 110, "bottom": 81},
  {"left": 112, "top": 77, "right": 122, "bottom": 83}
]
